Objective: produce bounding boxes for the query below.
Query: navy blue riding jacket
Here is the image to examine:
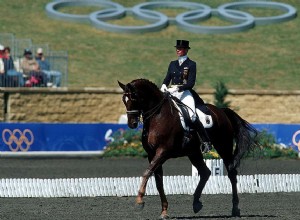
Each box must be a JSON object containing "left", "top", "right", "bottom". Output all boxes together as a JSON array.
[{"left": 162, "top": 58, "right": 196, "bottom": 92}]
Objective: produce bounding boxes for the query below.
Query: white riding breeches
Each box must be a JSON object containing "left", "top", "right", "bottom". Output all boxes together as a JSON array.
[{"left": 170, "top": 90, "right": 196, "bottom": 121}]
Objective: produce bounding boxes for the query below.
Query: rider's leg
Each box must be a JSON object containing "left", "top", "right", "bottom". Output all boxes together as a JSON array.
[
  {"left": 180, "top": 90, "right": 196, "bottom": 120},
  {"left": 180, "top": 91, "right": 212, "bottom": 152},
  {"left": 193, "top": 117, "right": 212, "bottom": 153}
]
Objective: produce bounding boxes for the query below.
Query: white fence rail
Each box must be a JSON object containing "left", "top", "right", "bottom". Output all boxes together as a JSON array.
[{"left": 0, "top": 174, "right": 299, "bottom": 198}]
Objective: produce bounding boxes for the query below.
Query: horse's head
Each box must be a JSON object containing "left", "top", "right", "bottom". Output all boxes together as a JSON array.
[
  {"left": 118, "top": 80, "right": 142, "bottom": 129},
  {"left": 118, "top": 79, "right": 163, "bottom": 129}
]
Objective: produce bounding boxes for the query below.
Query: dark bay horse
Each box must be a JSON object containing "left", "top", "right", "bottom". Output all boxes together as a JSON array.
[{"left": 118, "top": 79, "right": 259, "bottom": 219}]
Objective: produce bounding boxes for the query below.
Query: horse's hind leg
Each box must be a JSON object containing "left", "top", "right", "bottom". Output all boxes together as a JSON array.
[
  {"left": 188, "top": 154, "right": 211, "bottom": 213},
  {"left": 224, "top": 161, "right": 241, "bottom": 217}
]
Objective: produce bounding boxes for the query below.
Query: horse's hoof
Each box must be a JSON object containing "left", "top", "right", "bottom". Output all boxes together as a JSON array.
[
  {"left": 232, "top": 208, "right": 241, "bottom": 217},
  {"left": 135, "top": 202, "right": 145, "bottom": 211},
  {"left": 159, "top": 214, "right": 170, "bottom": 220},
  {"left": 193, "top": 201, "right": 203, "bottom": 213}
]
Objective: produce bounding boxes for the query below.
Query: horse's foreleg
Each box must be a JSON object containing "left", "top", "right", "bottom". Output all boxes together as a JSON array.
[
  {"left": 136, "top": 152, "right": 166, "bottom": 209},
  {"left": 189, "top": 155, "right": 211, "bottom": 213},
  {"left": 227, "top": 167, "right": 240, "bottom": 217},
  {"left": 154, "top": 165, "right": 169, "bottom": 219}
]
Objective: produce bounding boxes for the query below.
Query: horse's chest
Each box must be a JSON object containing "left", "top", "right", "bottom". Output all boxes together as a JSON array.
[
  {"left": 148, "top": 131, "right": 159, "bottom": 143},
  {"left": 142, "top": 128, "right": 162, "bottom": 146}
]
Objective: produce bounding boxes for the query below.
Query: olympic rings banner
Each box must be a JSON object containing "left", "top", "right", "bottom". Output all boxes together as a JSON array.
[
  {"left": 0, "top": 123, "right": 299, "bottom": 153},
  {"left": 45, "top": 0, "right": 297, "bottom": 34},
  {"left": 0, "top": 123, "right": 128, "bottom": 152}
]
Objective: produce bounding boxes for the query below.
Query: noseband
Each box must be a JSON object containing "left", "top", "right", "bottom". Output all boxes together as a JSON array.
[{"left": 126, "top": 110, "right": 141, "bottom": 116}]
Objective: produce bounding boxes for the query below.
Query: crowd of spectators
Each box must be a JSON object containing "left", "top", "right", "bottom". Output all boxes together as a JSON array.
[{"left": 0, "top": 44, "right": 62, "bottom": 87}]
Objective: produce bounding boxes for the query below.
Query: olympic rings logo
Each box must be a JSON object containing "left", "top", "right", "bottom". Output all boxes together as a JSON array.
[
  {"left": 45, "top": 1, "right": 297, "bottom": 34},
  {"left": 2, "top": 129, "right": 34, "bottom": 152},
  {"left": 292, "top": 130, "right": 300, "bottom": 152}
]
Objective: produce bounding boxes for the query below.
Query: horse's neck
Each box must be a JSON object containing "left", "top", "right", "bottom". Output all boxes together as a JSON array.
[
  {"left": 142, "top": 94, "right": 165, "bottom": 118},
  {"left": 143, "top": 97, "right": 161, "bottom": 112},
  {"left": 136, "top": 81, "right": 163, "bottom": 113}
]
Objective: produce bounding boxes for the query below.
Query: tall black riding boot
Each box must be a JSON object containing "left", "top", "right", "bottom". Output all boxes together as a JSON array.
[{"left": 193, "top": 118, "right": 212, "bottom": 153}]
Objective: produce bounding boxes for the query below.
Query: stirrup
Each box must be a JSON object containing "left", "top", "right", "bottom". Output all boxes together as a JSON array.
[{"left": 201, "top": 142, "right": 212, "bottom": 153}]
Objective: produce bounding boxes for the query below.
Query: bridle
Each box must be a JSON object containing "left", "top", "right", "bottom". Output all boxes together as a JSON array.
[
  {"left": 123, "top": 91, "right": 142, "bottom": 122},
  {"left": 123, "top": 90, "right": 170, "bottom": 123}
]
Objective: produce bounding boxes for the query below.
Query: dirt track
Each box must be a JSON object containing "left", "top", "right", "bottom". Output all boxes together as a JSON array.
[{"left": 0, "top": 157, "right": 299, "bottom": 220}]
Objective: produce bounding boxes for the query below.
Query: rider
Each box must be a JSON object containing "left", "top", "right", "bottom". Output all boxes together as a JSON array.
[{"left": 160, "top": 40, "right": 212, "bottom": 153}]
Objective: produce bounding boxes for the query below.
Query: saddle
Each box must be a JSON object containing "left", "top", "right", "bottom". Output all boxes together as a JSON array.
[
  {"left": 190, "top": 89, "right": 211, "bottom": 115},
  {"left": 169, "top": 89, "right": 212, "bottom": 131}
]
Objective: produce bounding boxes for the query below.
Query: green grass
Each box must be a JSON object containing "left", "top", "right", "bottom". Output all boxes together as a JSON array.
[{"left": 0, "top": 0, "right": 299, "bottom": 89}]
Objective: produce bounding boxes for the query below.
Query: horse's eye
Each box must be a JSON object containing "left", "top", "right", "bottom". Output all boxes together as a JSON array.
[{"left": 131, "top": 93, "right": 138, "bottom": 100}]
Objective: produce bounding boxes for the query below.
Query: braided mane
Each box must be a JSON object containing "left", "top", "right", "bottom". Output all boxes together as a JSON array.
[
  {"left": 129, "top": 78, "right": 164, "bottom": 110},
  {"left": 130, "top": 78, "right": 159, "bottom": 91}
]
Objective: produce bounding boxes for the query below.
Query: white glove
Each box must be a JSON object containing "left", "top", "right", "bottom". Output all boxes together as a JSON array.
[
  {"left": 160, "top": 84, "right": 167, "bottom": 92},
  {"left": 167, "top": 86, "right": 179, "bottom": 94}
]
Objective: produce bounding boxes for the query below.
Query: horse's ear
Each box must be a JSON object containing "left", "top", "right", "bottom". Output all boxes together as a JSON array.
[{"left": 118, "top": 81, "right": 126, "bottom": 91}]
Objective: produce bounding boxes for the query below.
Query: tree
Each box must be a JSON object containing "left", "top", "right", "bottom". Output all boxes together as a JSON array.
[{"left": 213, "top": 81, "right": 231, "bottom": 108}]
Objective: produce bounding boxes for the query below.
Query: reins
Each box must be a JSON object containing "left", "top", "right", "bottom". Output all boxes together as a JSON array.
[
  {"left": 142, "top": 92, "right": 195, "bottom": 123},
  {"left": 142, "top": 93, "right": 170, "bottom": 122}
]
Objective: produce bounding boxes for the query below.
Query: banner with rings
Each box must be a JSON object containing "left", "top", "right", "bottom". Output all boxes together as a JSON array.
[
  {"left": 0, "top": 123, "right": 128, "bottom": 152},
  {"left": 292, "top": 130, "right": 300, "bottom": 152},
  {"left": 0, "top": 123, "right": 299, "bottom": 153},
  {"left": 45, "top": 1, "right": 297, "bottom": 34}
]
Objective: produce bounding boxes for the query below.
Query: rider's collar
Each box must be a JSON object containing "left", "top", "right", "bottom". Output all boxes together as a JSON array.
[{"left": 178, "top": 55, "right": 188, "bottom": 65}]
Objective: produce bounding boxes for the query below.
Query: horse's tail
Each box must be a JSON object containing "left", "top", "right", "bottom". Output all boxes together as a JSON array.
[{"left": 222, "top": 107, "right": 260, "bottom": 170}]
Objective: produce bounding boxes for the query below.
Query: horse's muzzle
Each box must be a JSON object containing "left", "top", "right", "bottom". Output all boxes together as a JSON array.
[{"left": 127, "top": 110, "right": 140, "bottom": 129}]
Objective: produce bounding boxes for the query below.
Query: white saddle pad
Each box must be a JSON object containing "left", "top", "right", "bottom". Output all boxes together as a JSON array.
[
  {"left": 172, "top": 100, "right": 213, "bottom": 130},
  {"left": 196, "top": 109, "right": 213, "bottom": 128}
]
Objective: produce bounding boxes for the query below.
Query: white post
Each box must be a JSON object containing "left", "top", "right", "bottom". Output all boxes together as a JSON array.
[{"left": 192, "top": 159, "right": 224, "bottom": 176}]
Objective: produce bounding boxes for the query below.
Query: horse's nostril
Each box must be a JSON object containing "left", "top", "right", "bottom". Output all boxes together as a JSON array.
[{"left": 128, "top": 121, "right": 138, "bottom": 129}]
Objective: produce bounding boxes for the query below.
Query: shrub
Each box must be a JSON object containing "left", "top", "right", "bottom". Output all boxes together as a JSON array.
[
  {"left": 246, "top": 129, "right": 298, "bottom": 159},
  {"left": 102, "top": 128, "right": 147, "bottom": 158},
  {"left": 204, "top": 149, "right": 220, "bottom": 159},
  {"left": 256, "top": 129, "right": 276, "bottom": 148}
]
